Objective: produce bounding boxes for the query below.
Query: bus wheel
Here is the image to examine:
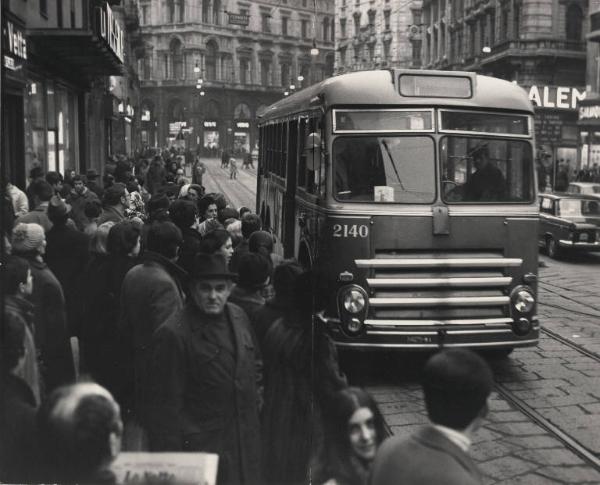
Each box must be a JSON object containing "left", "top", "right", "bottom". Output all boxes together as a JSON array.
[{"left": 546, "top": 237, "right": 561, "bottom": 259}]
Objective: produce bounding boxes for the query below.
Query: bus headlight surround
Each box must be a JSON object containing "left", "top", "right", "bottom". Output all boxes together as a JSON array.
[
  {"left": 510, "top": 285, "right": 535, "bottom": 316},
  {"left": 343, "top": 289, "right": 366, "bottom": 313},
  {"left": 337, "top": 285, "right": 369, "bottom": 336}
]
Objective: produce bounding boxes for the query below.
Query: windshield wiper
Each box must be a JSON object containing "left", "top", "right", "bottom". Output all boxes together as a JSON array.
[{"left": 381, "top": 139, "right": 405, "bottom": 190}]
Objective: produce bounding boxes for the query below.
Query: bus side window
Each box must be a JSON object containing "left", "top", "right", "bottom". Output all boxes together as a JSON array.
[{"left": 298, "top": 118, "right": 308, "bottom": 188}]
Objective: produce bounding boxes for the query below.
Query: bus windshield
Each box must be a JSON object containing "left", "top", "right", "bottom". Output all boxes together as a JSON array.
[
  {"left": 333, "top": 136, "right": 435, "bottom": 203},
  {"left": 441, "top": 137, "right": 534, "bottom": 203}
]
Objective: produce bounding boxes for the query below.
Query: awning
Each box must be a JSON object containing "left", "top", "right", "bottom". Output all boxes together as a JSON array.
[{"left": 28, "top": 29, "right": 124, "bottom": 76}]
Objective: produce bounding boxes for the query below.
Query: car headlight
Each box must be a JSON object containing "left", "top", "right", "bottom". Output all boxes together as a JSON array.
[
  {"left": 343, "top": 289, "right": 366, "bottom": 313},
  {"left": 513, "top": 289, "right": 535, "bottom": 313}
]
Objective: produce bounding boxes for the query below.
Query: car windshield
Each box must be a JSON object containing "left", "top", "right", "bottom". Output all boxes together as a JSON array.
[
  {"left": 333, "top": 136, "right": 435, "bottom": 203},
  {"left": 440, "top": 136, "right": 534, "bottom": 203},
  {"left": 559, "top": 199, "right": 600, "bottom": 217},
  {"left": 583, "top": 185, "right": 600, "bottom": 194}
]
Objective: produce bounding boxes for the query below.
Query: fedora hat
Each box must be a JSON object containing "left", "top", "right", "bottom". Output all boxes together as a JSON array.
[{"left": 191, "top": 253, "right": 237, "bottom": 280}]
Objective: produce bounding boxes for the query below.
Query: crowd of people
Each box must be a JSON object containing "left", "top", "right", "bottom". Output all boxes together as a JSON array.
[{"left": 2, "top": 150, "right": 496, "bottom": 485}]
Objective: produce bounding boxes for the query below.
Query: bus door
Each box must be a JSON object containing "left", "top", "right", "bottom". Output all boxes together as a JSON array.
[{"left": 294, "top": 116, "right": 324, "bottom": 267}]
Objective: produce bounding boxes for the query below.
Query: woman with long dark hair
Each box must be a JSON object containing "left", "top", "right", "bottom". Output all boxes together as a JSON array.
[
  {"left": 313, "top": 387, "right": 387, "bottom": 485},
  {"left": 198, "top": 228, "right": 234, "bottom": 266}
]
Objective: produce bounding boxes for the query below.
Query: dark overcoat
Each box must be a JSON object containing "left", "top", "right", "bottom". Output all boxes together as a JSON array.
[
  {"left": 146, "top": 302, "right": 262, "bottom": 485},
  {"left": 119, "top": 251, "right": 187, "bottom": 419},
  {"left": 20, "top": 255, "right": 75, "bottom": 392}
]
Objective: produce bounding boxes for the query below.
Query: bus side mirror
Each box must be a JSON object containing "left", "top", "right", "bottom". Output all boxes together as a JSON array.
[{"left": 305, "top": 132, "right": 322, "bottom": 170}]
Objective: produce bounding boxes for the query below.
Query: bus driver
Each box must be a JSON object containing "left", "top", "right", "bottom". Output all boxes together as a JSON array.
[{"left": 464, "top": 145, "right": 506, "bottom": 202}]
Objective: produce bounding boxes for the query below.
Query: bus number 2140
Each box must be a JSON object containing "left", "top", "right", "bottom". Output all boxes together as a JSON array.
[{"left": 332, "top": 224, "right": 369, "bottom": 238}]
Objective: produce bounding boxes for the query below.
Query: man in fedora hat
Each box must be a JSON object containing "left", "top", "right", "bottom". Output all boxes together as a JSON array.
[{"left": 146, "top": 253, "right": 262, "bottom": 485}]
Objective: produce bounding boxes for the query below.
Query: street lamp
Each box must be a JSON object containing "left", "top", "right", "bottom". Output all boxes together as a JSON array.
[
  {"left": 297, "top": 75, "right": 304, "bottom": 82},
  {"left": 482, "top": 46, "right": 491, "bottom": 54},
  {"left": 289, "top": 84, "right": 295, "bottom": 90},
  {"left": 200, "top": 91, "right": 205, "bottom": 96},
  {"left": 284, "top": 91, "right": 289, "bottom": 96}
]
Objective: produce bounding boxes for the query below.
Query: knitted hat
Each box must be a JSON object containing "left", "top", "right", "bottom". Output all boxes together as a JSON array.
[{"left": 12, "top": 223, "right": 45, "bottom": 253}]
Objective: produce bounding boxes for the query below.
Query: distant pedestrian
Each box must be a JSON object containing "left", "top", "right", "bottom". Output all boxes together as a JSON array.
[
  {"left": 228, "top": 252, "right": 272, "bottom": 320},
  {"left": 192, "top": 157, "right": 207, "bottom": 187},
  {"left": 221, "top": 149, "right": 230, "bottom": 168},
  {"left": 15, "top": 179, "right": 54, "bottom": 233},
  {"left": 45, "top": 196, "right": 90, "bottom": 338},
  {"left": 147, "top": 253, "right": 262, "bottom": 484},
  {"left": 370, "top": 348, "right": 493, "bottom": 485},
  {"left": 120, "top": 221, "right": 187, "bottom": 425},
  {"left": 67, "top": 175, "right": 100, "bottom": 231},
  {"left": 313, "top": 387, "right": 386, "bottom": 485},
  {"left": 98, "top": 183, "right": 128, "bottom": 225},
  {"left": 85, "top": 169, "right": 104, "bottom": 199},
  {"left": 229, "top": 157, "right": 238, "bottom": 179},
  {"left": 170, "top": 199, "right": 202, "bottom": 273},
  {"left": 261, "top": 270, "right": 347, "bottom": 484},
  {"left": 11, "top": 223, "right": 75, "bottom": 393}
]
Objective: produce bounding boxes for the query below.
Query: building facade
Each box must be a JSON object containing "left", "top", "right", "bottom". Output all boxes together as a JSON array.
[
  {"left": 420, "top": 0, "right": 588, "bottom": 171},
  {"left": 2, "top": 0, "right": 141, "bottom": 188},
  {"left": 334, "top": 0, "right": 423, "bottom": 74},
  {"left": 138, "top": 0, "right": 335, "bottom": 154}
]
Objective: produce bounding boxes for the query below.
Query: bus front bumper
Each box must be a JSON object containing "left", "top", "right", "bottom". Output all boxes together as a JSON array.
[{"left": 318, "top": 315, "right": 540, "bottom": 350}]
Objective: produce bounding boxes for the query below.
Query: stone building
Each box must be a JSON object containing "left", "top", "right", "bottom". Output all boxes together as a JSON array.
[
  {"left": 421, "top": 0, "right": 588, "bottom": 171},
  {"left": 138, "top": 0, "right": 335, "bottom": 154},
  {"left": 334, "top": 0, "right": 423, "bottom": 74}
]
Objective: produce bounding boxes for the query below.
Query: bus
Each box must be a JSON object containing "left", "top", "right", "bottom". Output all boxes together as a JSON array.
[{"left": 257, "top": 69, "right": 539, "bottom": 352}]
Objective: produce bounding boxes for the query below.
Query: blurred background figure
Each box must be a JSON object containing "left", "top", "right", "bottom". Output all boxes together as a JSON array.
[{"left": 38, "top": 382, "right": 123, "bottom": 484}]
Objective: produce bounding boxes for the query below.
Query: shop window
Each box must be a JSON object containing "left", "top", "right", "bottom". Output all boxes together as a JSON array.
[{"left": 566, "top": 4, "right": 583, "bottom": 41}]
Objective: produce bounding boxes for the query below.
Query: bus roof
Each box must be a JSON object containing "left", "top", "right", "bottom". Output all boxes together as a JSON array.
[{"left": 258, "top": 69, "right": 534, "bottom": 122}]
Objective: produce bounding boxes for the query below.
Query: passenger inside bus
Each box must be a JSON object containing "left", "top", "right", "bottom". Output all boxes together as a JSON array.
[
  {"left": 463, "top": 145, "right": 506, "bottom": 202},
  {"left": 334, "top": 139, "right": 386, "bottom": 199}
]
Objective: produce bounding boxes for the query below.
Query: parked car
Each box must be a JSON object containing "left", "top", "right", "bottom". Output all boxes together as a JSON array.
[
  {"left": 539, "top": 193, "right": 600, "bottom": 258},
  {"left": 566, "top": 182, "right": 600, "bottom": 199}
]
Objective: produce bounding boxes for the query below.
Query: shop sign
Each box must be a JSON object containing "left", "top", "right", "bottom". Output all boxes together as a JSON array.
[
  {"left": 169, "top": 121, "right": 187, "bottom": 134},
  {"left": 579, "top": 105, "right": 600, "bottom": 121},
  {"left": 3, "top": 20, "right": 27, "bottom": 60},
  {"left": 236, "top": 121, "right": 250, "bottom": 128},
  {"left": 527, "top": 85, "right": 586, "bottom": 110},
  {"left": 204, "top": 121, "right": 217, "bottom": 128},
  {"left": 227, "top": 13, "right": 250, "bottom": 26},
  {"left": 96, "top": 2, "right": 125, "bottom": 64}
]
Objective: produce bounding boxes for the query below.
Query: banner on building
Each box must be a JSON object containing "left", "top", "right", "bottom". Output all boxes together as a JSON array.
[{"left": 227, "top": 12, "right": 250, "bottom": 26}]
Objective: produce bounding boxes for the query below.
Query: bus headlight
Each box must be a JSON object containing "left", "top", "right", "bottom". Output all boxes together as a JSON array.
[
  {"left": 337, "top": 285, "right": 369, "bottom": 336},
  {"left": 510, "top": 286, "right": 535, "bottom": 314},
  {"left": 343, "top": 289, "right": 366, "bottom": 313}
]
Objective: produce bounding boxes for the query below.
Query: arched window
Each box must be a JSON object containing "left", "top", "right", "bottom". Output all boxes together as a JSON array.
[
  {"left": 168, "top": 98, "right": 185, "bottom": 121},
  {"left": 322, "top": 18, "right": 330, "bottom": 41},
  {"left": 206, "top": 40, "right": 218, "bottom": 80},
  {"left": 234, "top": 103, "right": 251, "bottom": 119},
  {"left": 566, "top": 4, "right": 583, "bottom": 41},
  {"left": 170, "top": 38, "right": 184, "bottom": 79},
  {"left": 206, "top": 100, "right": 220, "bottom": 119},
  {"left": 213, "top": 0, "right": 220, "bottom": 24}
]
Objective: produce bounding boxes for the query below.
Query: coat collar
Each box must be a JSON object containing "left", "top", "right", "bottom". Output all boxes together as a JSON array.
[
  {"left": 143, "top": 250, "right": 188, "bottom": 287},
  {"left": 0, "top": 373, "right": 37, "bottom": 407},
  {"left": 4, "top": 294, "right": 35, "bottom": 314},
  {"left": 414, "top": 425, "right": 480, "bottom": 478}
]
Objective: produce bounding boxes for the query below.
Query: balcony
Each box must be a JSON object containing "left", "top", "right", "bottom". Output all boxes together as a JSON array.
[{"left": 479, "top": 37, "right": 586, "bottom": 67}]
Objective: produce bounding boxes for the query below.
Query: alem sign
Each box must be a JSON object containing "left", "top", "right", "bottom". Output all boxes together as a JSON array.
[{"left": 527, "top": 86, "right": 586, "bottom": 110}]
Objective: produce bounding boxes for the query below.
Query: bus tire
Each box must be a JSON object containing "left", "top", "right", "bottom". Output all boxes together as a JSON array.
[{"left": 546, "top": 236, "right": 561, "bottom": 259}]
